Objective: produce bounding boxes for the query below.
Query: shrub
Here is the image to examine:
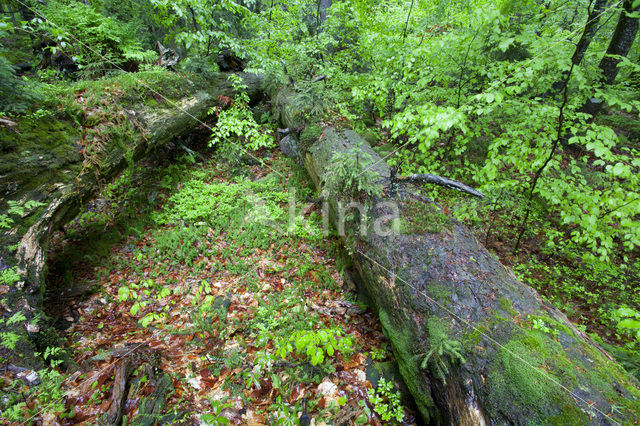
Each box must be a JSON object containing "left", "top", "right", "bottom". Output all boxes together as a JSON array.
[{"left": 35, "top": 0, "right": 156, "bottom": 78}]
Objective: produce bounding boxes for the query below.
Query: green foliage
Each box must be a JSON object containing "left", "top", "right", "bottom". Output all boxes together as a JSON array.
[
  {"left": 209, "top": 75, "right": 274, "bottom": 154},
  {"left": 2, "top": 366, "right": 69, "bottom": 421},
  {"left": 6, "top": 199, "right": 46, "bottom": 217},
  {"left": 276, "top": 328, "right": 354, "bottom": 366},
  {"left": 0, "top": 19, "right": 37, "bottom": 112},
  {"left": 180, "top": 56, "right": 220, "bottom": 78},
  {"left": 149, "top": 0, "right": 251, "bottom": 56},
  {"left": 611, "top": 306, "right": 640, "bottom": 344},
  {"left": 322, "top": 147, "right": 383, "bottom": 199},
  {"left": 0, "top": 214, "right": 12, "bottom": 230},
  {"left": 152, "top": 163, "right": 322, "bottom": 246},
  {"left": 0, "top": 267, "right": 20, "bottom": 286},
  {"left": 201, "top": 399, "right": 231, "bottom": 425},
  {"left": 529, "top": 316, "right": 559, "bottom": 337},
  {"left": 35, "top": 0, "right": 156, "bottom": 78},
  {"left": 370, "top": 346, "right": 389, "bottom": 361},
  {"left": 420, "top": 318, "right": 466, "bottom": 384},
  {"left": 0, "top": 312, "right": 27, "bottom": 351},
  {"left": 366, "top": 377, "right": 404, "bottom": 423},
  {"left": 117, "top": 277, "right": 170, "bottom": 327}
]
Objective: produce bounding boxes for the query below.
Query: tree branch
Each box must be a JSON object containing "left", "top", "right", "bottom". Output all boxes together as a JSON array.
[{"left": 396, "top": 174, "right": 485, "bottom": 198}]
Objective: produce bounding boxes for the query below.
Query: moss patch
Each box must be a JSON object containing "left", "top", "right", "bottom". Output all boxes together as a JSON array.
[
  {"left": 399, "top": 200, "right": 451, "bottom": 234},
  {"left": 378, "top": 310, "right": 435, "bottom": 422},
  {"left": 485, "top": 316, "right": 640, "bottom": 423},
  {"left": 300, "top": 124, "right": 323, "bottom": 148},
  {"left": 497, "top": 297, "right": 518, "bottom": 317},
  {"left": 425, "top": 283, "right": 451, "bottom": 304},
  {"left": 488, "top": 333, "right": 568, "bottom": 411}
]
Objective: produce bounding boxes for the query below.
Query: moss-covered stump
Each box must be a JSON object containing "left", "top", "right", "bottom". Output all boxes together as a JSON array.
[
  {"left": 0, "top": 72, "right": 263, "bottom": 368},
  {"left": 294, "top": 126, "right": 640, "bottom": 424}
]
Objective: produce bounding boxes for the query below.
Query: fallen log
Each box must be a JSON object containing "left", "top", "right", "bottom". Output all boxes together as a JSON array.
[
  {"left": 0, "top": 72, "right": 263, "bottom": 367},
  {"left": 272, "top": 96, "right": 640, "bottom": 423}
]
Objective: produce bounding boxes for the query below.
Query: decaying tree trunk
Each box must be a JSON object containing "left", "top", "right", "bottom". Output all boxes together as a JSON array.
[
  {"left": 0, "top": 72, "right": 263, "bottom": 367},
  {"left": 272, "top": 93, "right": 640, "bottom": 423}
]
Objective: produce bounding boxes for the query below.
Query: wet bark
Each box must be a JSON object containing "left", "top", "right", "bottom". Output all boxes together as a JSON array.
[
  {"left": 0, "top": 72, "right": 263, "bottom": 368},
  {"left": 272, "top": 89, "right": 640, "bottom": 424}
]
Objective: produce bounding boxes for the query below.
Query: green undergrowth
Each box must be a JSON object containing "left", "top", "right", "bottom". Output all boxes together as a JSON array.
[
  {"left": 25, "top": 145, "right": 411, "bottom": 424},
  {"left": 152, "top": 160, "right": 324, "bottom": 246}
]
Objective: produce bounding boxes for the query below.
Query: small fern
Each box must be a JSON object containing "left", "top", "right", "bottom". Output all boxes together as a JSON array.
[{"left": 420, "top": 336, "right": 466, "bottom": 384}]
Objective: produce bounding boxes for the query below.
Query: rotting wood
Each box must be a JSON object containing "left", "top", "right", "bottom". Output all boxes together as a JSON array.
[{"left": 271, "top": 89, "right": 640, "bottom": 424}]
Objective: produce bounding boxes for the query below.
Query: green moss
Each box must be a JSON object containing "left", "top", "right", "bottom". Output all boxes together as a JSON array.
[
  {"left": 578, "top": 342, "right": 640, "bottom": 414},
  {"left": 543, "top": 405, "right": 593, "bottom": 425},
  {"left": 378, "top": 310, "right": 435, "bottom": 422},
  {"left": 427, "top": 317, "right": 450, "bottom": 343},
  {"left": 497, "top": 297, "right": 518, "bottom": 317},
  {"left": 399, "top": 200, "right": 451, "bottom": 234},
  {"left": 488, "top": 334, "right": 567, "bottom": 415},
  {"left": 484, "top": 314, "right": 640, "bottom": 423},
  {"left": 0, "top": 117, "right": 80, "bottom": 176},
  {"left": 425, "top": 283, "right": 451, "bottom": 304},
  {"left": 300, "top": 124, "right": 323, "bottom": 148}
]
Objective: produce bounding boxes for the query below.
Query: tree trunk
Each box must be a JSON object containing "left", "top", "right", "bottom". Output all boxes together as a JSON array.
[
  {"left": 272, "top": 91, "right": 640, "bottom": 424},
  {"left": 581, "top": 0, "right": 640, "bottom": 116},
  {"left": 0, "top": 72, "right": 263, "bottom": 368},
  {"left": 551, "top": 0, "right": 609, "bottom": 94},
  {"left": 318, "top": 0, "right": 331, "bottom": 23}
]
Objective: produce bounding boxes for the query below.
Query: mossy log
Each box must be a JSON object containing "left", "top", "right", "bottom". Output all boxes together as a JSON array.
[
  {"left": 0, "top": 72, "right": 263, "bottom": 367},
  {"left": 274, "top": 109, "right": 640, "bottom": 421}
]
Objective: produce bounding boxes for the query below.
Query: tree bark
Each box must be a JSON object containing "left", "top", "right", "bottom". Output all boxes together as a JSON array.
[
  {"left": 0, "top": 72, "right": 263, "bottom": 368},
  {"left": 272, "top": 90, "right": 640, "bottom": 424},
  {"left": 551, "top": 0, "right": 609, "bottom": 94},
  {"left": 581, "top": 0, "right": 640, "bottom": 116},
  {"left": 318, "top": 0, "right": 331, "bottom": 23}
]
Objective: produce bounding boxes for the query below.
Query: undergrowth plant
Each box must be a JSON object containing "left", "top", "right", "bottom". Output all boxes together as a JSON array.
[
  {"left": 209, "top": 74, "right": 274, "bottom": 155},
  {"left": 276, "top": 328, "right": 354, "bottom": 366},
  {"left": 34, "top": 0, "right": 156, "bottom": 78},
  {"left": 366, "top": 377, "right": 404, "bottom": 423}
]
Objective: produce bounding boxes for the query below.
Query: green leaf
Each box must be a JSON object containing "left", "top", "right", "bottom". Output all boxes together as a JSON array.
[
  {"left": 498, "top": 37, "right": 515, "bottom": 52},
  {"left": 118, "top": 286, "right": 130, "bottom": 302},
  {"left": 619, "top": 318, "right": 640, "bottom": 329},
  {"left": 327, "top": 344, "right": 335, "bottom": 357},
  {"left": 130, "top": 302, "right": 140, "bottom": 316}
]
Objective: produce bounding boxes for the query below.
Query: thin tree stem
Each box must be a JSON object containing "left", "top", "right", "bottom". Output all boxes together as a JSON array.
[
  {"left": 402, "top": 0, "right": 415, "bottom": 45},
  {"left": 513, "top": 60, "right": 576, "bottom": 254}
]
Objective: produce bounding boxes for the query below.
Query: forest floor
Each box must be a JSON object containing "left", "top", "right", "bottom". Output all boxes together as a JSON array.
[{"left": 25, "top": 141, "right": 417, "bottom": 424}]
